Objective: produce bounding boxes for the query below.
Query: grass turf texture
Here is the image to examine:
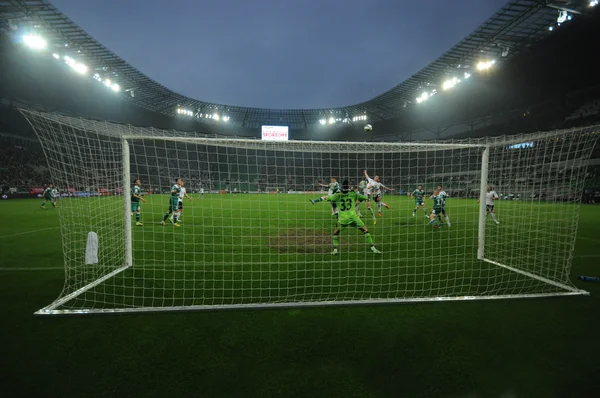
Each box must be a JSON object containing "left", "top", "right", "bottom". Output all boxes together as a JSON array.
[{"left": 1, "top": 195, "right": 599, "bottom": 397}]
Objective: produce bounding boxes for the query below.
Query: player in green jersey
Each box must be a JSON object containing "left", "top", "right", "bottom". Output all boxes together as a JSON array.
[
  {"left": 40, "top": 183, "right": 58, "bottom": 209},
  {"left": 312, "top": 177, "right": 341, "bottom": 218},
  {"left": 131, "top": 179, "right": 146, "bottom": 226},
  {"left": 161, "top": 178, "right": 182, "bottom": 227},
  {"left": 427, "top": 190, "right": 444, "bottom": 229},
  {"left": 325, "top": 180, "right": 381, "bottom": 255},
  {"left": 435, "top": 184, "right": 451, "bottom": 227},
  {"left": 411, "top": 185, "right": 428, "bottom": 217}
]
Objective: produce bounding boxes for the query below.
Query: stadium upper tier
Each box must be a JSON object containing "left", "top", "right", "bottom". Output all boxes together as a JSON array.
[{"left": 0, "top": 0, "right": 596, "bottom": 129}]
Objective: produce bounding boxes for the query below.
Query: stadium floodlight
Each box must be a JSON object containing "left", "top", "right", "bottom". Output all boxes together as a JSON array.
[
  {"left": 319, "top": 119, "right": 326, "bottom": 125},
  {"left": 464, "top": 72, "right": 471, "bottom": 79},
  {"left": 22, "top": 109, "right": 598, "bottom": 315},
  {"left": 557, "top": 11, "right": 568, "bottom": 24},
  {"left": 213, "top": 113, "right": 220, "bottom": 121},
  {"left": 72, "top": 63, "right": 88, "bottom": 74},
  {"left": 104, "top": 78, "right": 112, "bottom": 87},
  {"left": 591, "top": 1, "right": 599, "bottom": 7},
  {"left": 328, "top": 117, "right": 335, "bottom": 124},
  {"left": 223, "top": 116, "right": 230, "bottom": 122},
  {"left": 52, "top": 53, "right": 60, "bottom": 59},
  {"left": 549, "top": 26, "right": 554, "bottom": 31},
  {"left": 110, "top": 84, "right": 120, "bottom": 92},
  {"left": 476, "top": 60, "right": 496, "bottom": 71},
  {"left": 442, "top": 77, "right": 460, "bottom": 91},
  {"left": 23, "top": 34, "right": 47, "bottom": 50},
  {"left": 416, "top": 91, "right": 430, "bottom": 103}
]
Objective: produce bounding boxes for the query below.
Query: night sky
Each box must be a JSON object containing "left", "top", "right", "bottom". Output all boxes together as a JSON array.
[{"left": 51, "top": 0, "right": 507, "bottom": 109}]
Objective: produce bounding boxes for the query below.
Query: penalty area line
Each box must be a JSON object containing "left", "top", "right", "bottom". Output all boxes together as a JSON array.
[{"left": 0, "top": 226, "right": 59, "bottom": 239}]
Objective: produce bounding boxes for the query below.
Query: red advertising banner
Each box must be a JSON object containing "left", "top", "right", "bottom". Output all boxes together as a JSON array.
[{"left": 30, "top": 187, "right": 44, "bottom": 195}]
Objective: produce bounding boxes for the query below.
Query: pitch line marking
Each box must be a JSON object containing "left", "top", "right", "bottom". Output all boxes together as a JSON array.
[{"left": 0, "top": 226, "right": 59, "bottom": 239}]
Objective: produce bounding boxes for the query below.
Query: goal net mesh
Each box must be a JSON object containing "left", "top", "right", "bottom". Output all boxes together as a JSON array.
[{"left": 20, "top": 110, "right": 599, "bottom": 314}]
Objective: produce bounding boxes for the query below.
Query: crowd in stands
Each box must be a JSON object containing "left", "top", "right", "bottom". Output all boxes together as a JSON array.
[{"left": 0, "top": 144, "right": 50, "bottom": 193}]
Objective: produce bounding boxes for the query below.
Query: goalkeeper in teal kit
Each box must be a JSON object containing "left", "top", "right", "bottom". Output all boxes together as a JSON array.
[{"left": 325, "top": 180, "right": 381, "bottom": 255}]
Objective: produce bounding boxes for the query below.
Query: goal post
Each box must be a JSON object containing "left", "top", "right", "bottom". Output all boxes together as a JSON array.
[{"left": 20, "top": 109, "right": 598, "bottom": 315}]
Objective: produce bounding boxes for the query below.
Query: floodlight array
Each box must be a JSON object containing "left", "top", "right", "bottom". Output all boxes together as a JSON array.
[{"left": 175, "top": 108, "right": 230, "bottom": 122}]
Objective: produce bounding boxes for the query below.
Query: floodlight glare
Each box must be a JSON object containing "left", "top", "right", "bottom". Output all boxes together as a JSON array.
[
  {"left": 213, "top": 113, "right": 219, "bottom": 121},
  {"left": 52, "top": 53, "right": 60, "bottom": 59},
  {"left": 110, "top": 84, "right": 120, "bottom": 92},
  {"left": 549, "top": 26, "right": 554, "bottom": 31},
  {"left": 328, "top": 117, "right": 335, "bottom": 124},
  {"left": 23, "top": 35, "right": 47, "bottom": 50},
  {"left": 72, "top": 63, "right": 88, "bottom": 74},
  {"left": 223, "top": 116, "right": 230, "bottom": 122},
  {"left": 319, "top": 119, "right": 326, "bottom": 125},
  {"left": 464, "top": 72, "right": 471, "bottom": 79},
  {"left": 591, "top": 0, "right": 599, "bottom": 7},
  {"left": 104, "top": 79, "right": 111, "bottom": 87},
  {"left": 476, "top": 60, "right": 495, "bottom": 71},
  {"left": 442, "top": 77, "right": 460, "bottom": 91}
]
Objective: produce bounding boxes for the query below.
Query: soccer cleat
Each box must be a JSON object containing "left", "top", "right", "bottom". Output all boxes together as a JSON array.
[
  {"left": 371, "top": 246, "right": 382, "bottom": 254},
  {"left": 412, "top": 212, "right": 415, "bottom": 217},
  {"left": 310, "top": 199, "right": 315, "bottom": 205},
  {"left": 434, "top": 225, "right": 440, "bottom": 229},
  {"left": 332, "top": 248, "right": 338, "bottom": 255},
  {"left": 40, "top": 206, "right": 46, "bottom": 209},
  {"left": 160, "top": 221, "right": 165, "bottom": 226},
  {"left": 494, "top": 220, "right": 500, "bottom": 225},
  {"left": 377, "top": 212, "right": 382, "bottom": 217},
  {"left": 136, "top": 222, "right": 144, "bottom": 226},
  {"left": 424, "top": 214, "right": 429, "bottom": 218},
  {"left": 373, "top": 219, "right": 377, "bottom": 225},
  {"left": 174, "top": 223, "right": 181, "bottom": 227},
  {"left": 384, "top": 204, "right": 390, "bottom": 209}
]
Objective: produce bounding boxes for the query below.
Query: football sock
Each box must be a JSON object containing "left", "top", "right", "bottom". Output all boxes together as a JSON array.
[
  {"left": 333, "top": 234, "right": 339, "bottom": 248},
  {"left": 313, "top": 197, "right": 324, "bottom": 203},
  {"left": 368, "top": 207, "right": 375, "bottom": 217},
  {"left": 445, "top": 216, "right": 451, "bottom": 226},
  {"left": 363, "top": 231, "right": 374, "bottom": 246},
  {"left": 490, "top": 213, "right": 497, "bottom": 221},
  {"left": 163, "top": 212, "right": 170, "bottom": 222},
  {"left": 136, "top": 213, "right": 141, "bottom": 222}
]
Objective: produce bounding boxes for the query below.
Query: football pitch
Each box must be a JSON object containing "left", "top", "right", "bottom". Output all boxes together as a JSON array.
[{"left": 1, "top": 195, "right": 600, "bottom": 397}]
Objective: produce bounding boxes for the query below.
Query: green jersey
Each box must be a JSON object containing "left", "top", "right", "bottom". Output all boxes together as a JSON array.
[
  {"left": 326, "top": 191, "right": 365, "bottom": 222},
  {"left": 413, "top": 189, "right": 424, "bottom": 202},
  {"left": 43, "top": 187, "right": 53, "bottom": 199},
  {"left": 328, "top": 182, "right": 341, "bottom": 196},
  {"left": 432, "top": 194, "right": 445, "bottom": 209},
  {"left": 131, "top": 185, "right": 141, "bottom": 202},
  {"left": 171, "top": 184, "right": 181, "bottom": 197},
  {"left": 358, "top": 180, "right": 368, "bottom": 193}
]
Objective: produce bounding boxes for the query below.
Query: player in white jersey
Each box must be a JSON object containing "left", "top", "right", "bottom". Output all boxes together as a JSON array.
[
  {"left": 479, "top": 184, "right": 500, "bottom": 224},
  {"left": 170, "top": 180, "right": 193, "bottom": 224},
  {"left": 364, "top": 170, "right": 394, "bottom": 221},
  {"left": 200, "top": 186, "right": 205, "bottom": 197}
]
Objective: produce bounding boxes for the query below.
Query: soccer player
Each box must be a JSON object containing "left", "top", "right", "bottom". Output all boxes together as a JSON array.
[
  {"left": 311, "top": 177, "right": 341, "bottom": 218},
  {"left": 411, "top": 185, "right": 428, "bottom": 217},
  {"left": 131, "top": 179, "right": 146, "bottom": 226},
  {"left": 364, "top": 170, "right": 394, "bottom": 219},
  {"left": 479, "top": 184, "right": 500, "bottom": 224},
  {"left": 170, "top": 180, "right": 193, "bottom": 225},
  {"left": 40, "top": 183, "right": 58, "bottom": 209},
  {"left": 325, "top": 180, "right": 381, "bottom": 255},
  {"left": 161, "top": 178, "right": 182, "bottom": 227},
  {"left": 428, "top": 190, "right": 444, "bottom": 229},
  {"left": 435, "top": 184, "right": 451, "bottom": 227},
  {"left": 200, "top": 186, "right": 205, "bottom": 197}
]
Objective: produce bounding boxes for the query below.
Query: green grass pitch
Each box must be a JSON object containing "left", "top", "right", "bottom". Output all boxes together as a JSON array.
[{"left": 1, "top": 195, "right": 599, "bottom": 397}]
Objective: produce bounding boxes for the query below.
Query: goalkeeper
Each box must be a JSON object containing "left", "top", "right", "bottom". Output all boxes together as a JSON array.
[{"left": 326, "top": 180, "right": 381, "bottom": 255}]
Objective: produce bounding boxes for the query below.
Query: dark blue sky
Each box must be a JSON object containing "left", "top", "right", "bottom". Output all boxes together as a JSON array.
[{"left": 51, "top": 0, "right": 506, "bottom": 109}]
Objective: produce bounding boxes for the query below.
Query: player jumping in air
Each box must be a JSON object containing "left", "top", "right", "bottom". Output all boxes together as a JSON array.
[
  {"left": 312, "top": 177, "right": 341, "bottom": 218},
  {"left": 169, "top": 180, "right": 193, "bottom": 225},
  {"left": 40, "top": 183, "right": 58, "bottom": 209},
  {"left": 435, "top": 184, "right": 451, "bottom": 227},
  {"left": 364, "top": 170, "right": 394, "bottom": 221},
  {"left": 325, "top": 180, "right": 381, "bottom": 255},
  {"left": 131, "top": 179, "right": 146, "bottom": 226},
  {"left": 161, "top": 178, "right": 182, "bottom": 227},
  {"left": 479, "top": 184, "right": 500, "bottom": 225},
  {"left": 411, "top": 185, "right": 428, "bottom": 217},
  {"left": 428, "top": 190, "right": 444, "bottom": 229}
]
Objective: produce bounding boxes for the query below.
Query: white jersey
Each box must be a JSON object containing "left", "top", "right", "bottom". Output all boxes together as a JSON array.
[
  {"left": 178, "top": 187, "right": 186, "bottom": 202},
  {"left": 366, "top": 178, "right": 385, "bottom": 195},
  {"left": 51, "top": 188, "right": 58, "bottom": 199},
  {"left": 485, "top": 190, "right": 498, "bottom": 206},
  {"left": 200, "top": 188, "right": 204, "bottom": 193}
]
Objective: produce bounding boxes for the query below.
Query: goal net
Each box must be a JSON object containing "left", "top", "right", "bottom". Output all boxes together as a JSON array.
[{"left": 20, "top": 109, "right": 599, "bottom": 315}]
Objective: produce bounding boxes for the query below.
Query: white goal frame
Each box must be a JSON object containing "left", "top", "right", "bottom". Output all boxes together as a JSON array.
[{"left": 21, "top": 110, "right": 595, "bottom": 315}]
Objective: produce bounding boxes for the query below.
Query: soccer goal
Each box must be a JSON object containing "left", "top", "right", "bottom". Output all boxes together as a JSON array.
[{"left": 20, "top": 109, "right": 599, "bottom": 315}]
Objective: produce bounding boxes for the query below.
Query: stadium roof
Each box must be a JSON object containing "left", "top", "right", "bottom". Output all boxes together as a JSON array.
[{"left": 0, "top": 0, "right": 595, "bottom": 129}]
